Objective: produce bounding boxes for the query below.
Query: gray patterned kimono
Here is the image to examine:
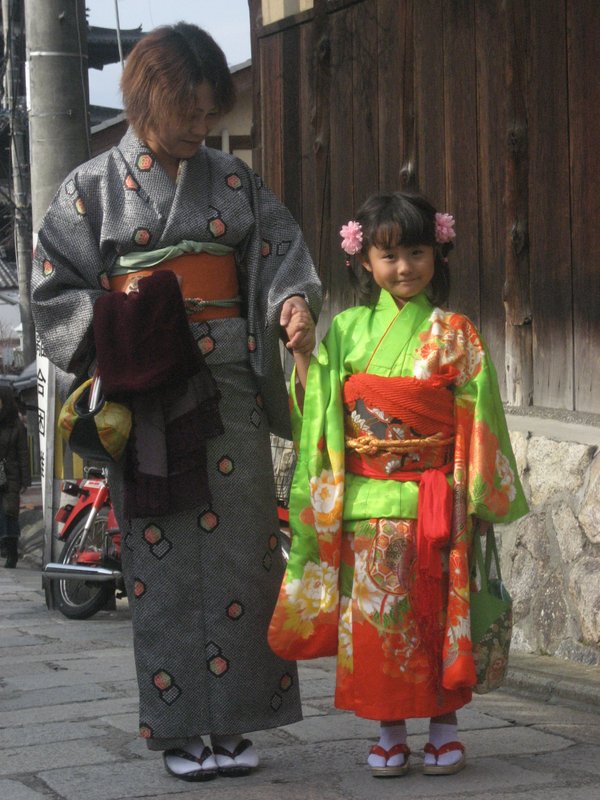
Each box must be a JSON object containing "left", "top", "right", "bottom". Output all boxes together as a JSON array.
[{"left": 31, "top": 128, "right": 322, "bottom": 748}]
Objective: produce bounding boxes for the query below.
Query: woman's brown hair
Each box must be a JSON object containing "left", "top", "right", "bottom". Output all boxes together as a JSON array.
[{"left": 121, "top": 22, "right": 236, "bottom": 138}]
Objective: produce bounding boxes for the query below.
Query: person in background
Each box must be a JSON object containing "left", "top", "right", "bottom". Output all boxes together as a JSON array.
[
  {"left": 269, "top": 190, "right": 528, "bottom": 778},
  {"left": 31, "top": 23, "right": 320, "bottom": 782},
  {"left": 0, "top": 386, "right": 30, "bottom": 569}
]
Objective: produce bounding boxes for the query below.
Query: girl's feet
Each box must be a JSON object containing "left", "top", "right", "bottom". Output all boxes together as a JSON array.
[
  {"left": 423, "top": 722, "right": 466, "bottom": 775},
  {"left": 210, "top": 734, "right": 259, "bottom": 777},
  {"left": 163, "top": 737, "right": 218, "bottom": 782},
  {"left": 368, "top": 722, "right": 410, "bottom": 777}
]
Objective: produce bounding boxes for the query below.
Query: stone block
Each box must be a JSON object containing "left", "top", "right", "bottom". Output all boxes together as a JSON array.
[
  {"left": 552, "top": 503, "right": 586, "bottom": 562},
  {"left": 579, "top": 452, "right": 600, "bottom": 543},
  {"left": 527, "top": 437, "right": 593, "bottom": 508},
  {"left": 0, "top": 780, "right": 46, "bottom": 800},
  {"left": 0, "top": 740, "right": 114, "bottom": 777},
  {"left": 568, "top": 557, "right": 600, "bottom": 643},
  {"left": 530, "top": 573, "right": 572, "bottom": 652},
  {"left": 509, "top": 429, "right": 529, "bottom": 479},
  {"left": 505, "top": 515, "right": 547, "bottom": 620}
]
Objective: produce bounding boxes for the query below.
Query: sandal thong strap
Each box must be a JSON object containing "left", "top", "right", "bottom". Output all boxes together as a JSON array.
[
  {"left": 212, "top": 738, "right": 253, "bottom": 760},
  {"left": 424, "top": 741, "right": 465, "bottom": 759},
  {"left": 369, "top": 743, "right": 410, "bottom": 760},
  {"left": 165, "top": 746, "right": 214, "bottom": 766}
]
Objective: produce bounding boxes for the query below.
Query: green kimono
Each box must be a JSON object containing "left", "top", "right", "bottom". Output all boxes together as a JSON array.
[{"left": 269, "top": 290, "right": 528, "bottom": 720}]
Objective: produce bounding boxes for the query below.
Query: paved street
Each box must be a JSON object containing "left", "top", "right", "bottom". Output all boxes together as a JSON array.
[{"left": 2, "top": 561, "right": 600, "bottom": 800}]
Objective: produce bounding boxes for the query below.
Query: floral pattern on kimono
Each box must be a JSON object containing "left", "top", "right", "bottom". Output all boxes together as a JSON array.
[{"left": 269, "top": 290, "right": 528, "bottom": 719}]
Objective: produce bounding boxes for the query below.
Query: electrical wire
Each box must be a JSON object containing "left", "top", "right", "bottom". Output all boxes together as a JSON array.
[
  {"left": 114, "top": 0, "right": 124, "bottom": 70},
  {"left": 74, "top": 0, "right": 91, "bottom": 156}
]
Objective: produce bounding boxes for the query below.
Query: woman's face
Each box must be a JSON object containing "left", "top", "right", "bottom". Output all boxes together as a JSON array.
[{"left": 144, "top": 81, "right": 220, "bottom": 169}]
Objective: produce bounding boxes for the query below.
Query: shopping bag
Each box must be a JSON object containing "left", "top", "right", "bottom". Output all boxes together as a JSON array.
[
  {"left": 58, "top": 373, "right": 132, "bottom": 463},
  {"left": 471, "top": 525, "right": 512, "bottom": 694}
]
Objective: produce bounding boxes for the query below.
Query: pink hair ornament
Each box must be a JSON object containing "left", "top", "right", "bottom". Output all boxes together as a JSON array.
[
  {"left": 435, "top": 212, "right": 456, "bottom": 244},
  {"left": 340, "top": 220, "right": 363, "bottom": 268}
]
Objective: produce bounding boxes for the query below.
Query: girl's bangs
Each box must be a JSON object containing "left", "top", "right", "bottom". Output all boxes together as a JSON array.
[{"left": 372, "top": 204, "right": 434, "bottom": 249}]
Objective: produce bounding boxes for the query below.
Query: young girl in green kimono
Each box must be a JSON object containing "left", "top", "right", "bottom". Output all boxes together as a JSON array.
[{"left": 268, "top": 191, "right": 528, "bottom": 777}]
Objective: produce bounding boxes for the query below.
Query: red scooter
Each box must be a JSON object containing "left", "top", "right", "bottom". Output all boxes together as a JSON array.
[
  {"left": 43, "top": 466, "right": 125, "bottom": 619},
  {"left": 43, "top": 439, "right": 295, "bottom": 620}
]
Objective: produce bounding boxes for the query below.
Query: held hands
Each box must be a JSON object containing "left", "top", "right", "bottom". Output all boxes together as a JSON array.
[
  {"left": 280, "top": 296, "right": 315, "bottom": 355},
  {"left": 280, "top": 295, "right": 314, "bottom": 396}
]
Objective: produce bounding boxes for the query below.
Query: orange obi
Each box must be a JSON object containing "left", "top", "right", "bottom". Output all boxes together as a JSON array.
[{"left": 109, "top": 251, "right": 241, "bottom": 322}]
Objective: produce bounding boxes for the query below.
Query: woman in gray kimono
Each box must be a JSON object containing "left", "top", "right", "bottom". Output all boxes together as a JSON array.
[{"left": 31, "top": 23, "right": 321, "bottom": 782}]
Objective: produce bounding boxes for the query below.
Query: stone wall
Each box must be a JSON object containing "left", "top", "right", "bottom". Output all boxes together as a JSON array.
[{"left": 498, "top": 413, "right": 600, "bottom": 665}]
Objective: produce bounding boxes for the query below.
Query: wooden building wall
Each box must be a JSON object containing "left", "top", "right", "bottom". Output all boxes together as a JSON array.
[{"left": 250, "top": 0, "right": 600, "bottom": 414}]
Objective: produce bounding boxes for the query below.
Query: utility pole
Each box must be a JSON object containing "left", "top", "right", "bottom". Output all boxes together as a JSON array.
[
  {"left": 2, "top": 0, "right": 34, "bottom": 365},
  {"left": 24, "top": 0, "right": 89, "bottom": 578},
  {"left": 25, "top": 0, "right": 89, "bottom": 229}
]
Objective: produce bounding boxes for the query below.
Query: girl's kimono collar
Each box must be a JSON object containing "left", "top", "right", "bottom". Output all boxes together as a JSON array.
[
  {"left": 375, "top": 288, "right": 433, "bottom": 321},
  {"left": 367, "top": 290, "right": 434, "bottom": 372}
]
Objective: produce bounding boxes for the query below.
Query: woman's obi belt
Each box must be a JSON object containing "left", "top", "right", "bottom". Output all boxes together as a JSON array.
[
  {"left": 343, "top": 371, "right": 456, "bottom": 578},
  {"left": 110, "top": 244, "right": 241, "bottom": 322}
]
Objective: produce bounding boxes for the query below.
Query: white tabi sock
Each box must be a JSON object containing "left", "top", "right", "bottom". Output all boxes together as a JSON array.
[
  {"left": 210, "top": 734, "right": 259, "bottom": 768},
  {"left": 368, "top": 722, "right": 408, "bottom": 768},
  {"left": 424, "top": 722, "right": 462, "bottom": 767},
  {"left": 164, "top": 737, "right": 217, "bottom": 775}
]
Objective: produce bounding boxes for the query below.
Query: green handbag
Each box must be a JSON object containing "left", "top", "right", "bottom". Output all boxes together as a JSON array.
[{"left": 470, "top": 526, "right": 513, "bottom": 694}]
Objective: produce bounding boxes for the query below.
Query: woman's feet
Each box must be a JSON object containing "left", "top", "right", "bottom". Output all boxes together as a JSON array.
[
  {"left": 368, "top": 722, "right": 410, "bottom": 777},
  {"left": 163, "top": 737, "right": 218, "bottom": 782},
  {"left": 210, "top": 734, "right": 259, "bottom": 777}
]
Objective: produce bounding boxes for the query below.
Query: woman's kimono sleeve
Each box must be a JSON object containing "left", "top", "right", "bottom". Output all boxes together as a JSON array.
[
  {"left": 31, "top": 173, "right": 107, "bottom": 375},
  {"left": 268, "top": 322, "right": 346, "bottom": 660},
  {"left": 238, "top": 173, "right": 322, "bottom": 437}
]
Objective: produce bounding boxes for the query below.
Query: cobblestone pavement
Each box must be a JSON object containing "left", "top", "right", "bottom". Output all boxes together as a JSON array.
[{"left": 2, "top": 563, "right": 600, "bottom": 800}]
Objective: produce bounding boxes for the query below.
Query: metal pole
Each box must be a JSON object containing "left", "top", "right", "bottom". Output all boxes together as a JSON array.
[
  {"left": 24, "top": 0, "right": 90, "bottom": 590},
  {"left": 25, "top": 0, "right": 90, "bottom": 230},
  {"left": 2, "top": 0, "right": 35, "bottom": 366}
]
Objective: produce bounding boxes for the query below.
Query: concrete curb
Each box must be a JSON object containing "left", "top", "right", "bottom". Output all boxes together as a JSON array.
[{"left": 505, "top": 652, "right": 600, "bottom": 709}]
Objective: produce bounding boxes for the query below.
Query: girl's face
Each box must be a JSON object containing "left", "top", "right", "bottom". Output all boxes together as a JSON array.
[{"left": 362, "top": 243, "right": 435, "bottom": 307}]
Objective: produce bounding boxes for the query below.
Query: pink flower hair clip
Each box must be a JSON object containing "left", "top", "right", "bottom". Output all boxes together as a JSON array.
[
  {"left": 435, "top": 212, "right": 456, "bottom": 244},
  {"left": 340, "top": 220, "right": 363, "bottom": 267}
]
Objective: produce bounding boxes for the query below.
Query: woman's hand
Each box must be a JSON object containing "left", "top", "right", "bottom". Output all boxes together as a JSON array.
[{"left": 280, "top": 296, "right": 315, "bottom": 355}]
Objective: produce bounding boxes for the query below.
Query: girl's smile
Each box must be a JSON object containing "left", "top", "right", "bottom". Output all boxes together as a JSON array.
[{"left": 362, "top": 244, "right": 435, "bottom": 307}]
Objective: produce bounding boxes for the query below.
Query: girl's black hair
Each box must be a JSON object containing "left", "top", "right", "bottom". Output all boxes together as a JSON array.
[{"left": 347, "top": 190, "right": 452, "bottom": 307}]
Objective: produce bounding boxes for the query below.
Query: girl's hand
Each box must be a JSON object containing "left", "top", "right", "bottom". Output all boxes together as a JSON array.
[{"left": 280, "top": 296, "right": 315, "bottom": 355}]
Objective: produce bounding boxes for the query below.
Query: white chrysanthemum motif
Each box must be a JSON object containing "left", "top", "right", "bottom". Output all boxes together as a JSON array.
[
  {"left": 338, "top": 595, "right": 353, "bottom": 667},
  {"left": 309, "top": 469, "right": 344, "bottom": 535},
  {"left": 285, "top": 560, "right": 339, "bottom": 618},
  {"left": 414, "top": 359, "right": 432, "bottom": 379},
  {"left": 496, "top": 450, "right": 517, "bottom": 501},
  {"left": 350, "top": 410, "right": 370, "bottom": 433},
  {"left": 353, "top": 547, "right": 386, "bottom": 618},
  {"left": 429, "top": 307, "right": 445, "bottom": 337}
]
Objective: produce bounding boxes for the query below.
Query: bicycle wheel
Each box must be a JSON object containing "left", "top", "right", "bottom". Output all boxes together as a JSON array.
[{"left": 53, "top": 510, "right": 113, "bottom": 620}]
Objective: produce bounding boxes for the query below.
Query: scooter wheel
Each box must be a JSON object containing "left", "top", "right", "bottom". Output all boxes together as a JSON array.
[{"left": 53, "top": 512, "right": 114, "bottom": 620}]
